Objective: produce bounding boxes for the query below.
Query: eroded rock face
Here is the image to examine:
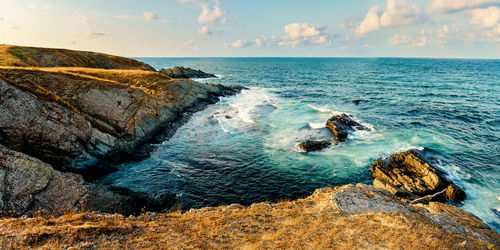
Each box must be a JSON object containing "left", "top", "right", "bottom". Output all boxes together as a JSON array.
[
  {"left": 0, "top": 68, "right": 241, "bottom": 175},
  {"left": 160, "top": 67, "right": 217, "bottom": 79},
  {"left": 0, "top": 145, "right": 87, "bottom": 217},
  {"left": 370, "top": 149, "right": 466, "bottom": 203},
  {"left": 325, "top": 113, "right": 369, "bottom": 142},
  {"left": 298, "top": 140, "right": 331, "bottom": 152}
]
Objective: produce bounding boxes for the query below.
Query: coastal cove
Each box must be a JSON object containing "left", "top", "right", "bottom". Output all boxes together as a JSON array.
[
  {"left": 0, "top": 46, "right": 498, "bottom": 247},
  {"left": 99, "top": 57, "right": 499, "bottom": 231}
]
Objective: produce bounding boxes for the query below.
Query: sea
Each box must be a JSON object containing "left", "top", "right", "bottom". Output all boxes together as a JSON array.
[{"left": 96, "top": 58, "right": 500, "bottom": 231}]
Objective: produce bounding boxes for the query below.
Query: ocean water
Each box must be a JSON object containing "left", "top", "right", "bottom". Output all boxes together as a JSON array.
[{"left": 98, "top": 58, "right": 500, "bottom": 231}]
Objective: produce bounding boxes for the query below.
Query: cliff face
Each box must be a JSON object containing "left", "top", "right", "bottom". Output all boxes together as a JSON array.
[
  {"left": 0, "top": 45, "right": 155, "bottom": 71},
  {"left": 0, "top": 184, "right": 497, "bottom": 248},
  {"left": 0, "top": 67, "right": 239, "bottom": 175}
]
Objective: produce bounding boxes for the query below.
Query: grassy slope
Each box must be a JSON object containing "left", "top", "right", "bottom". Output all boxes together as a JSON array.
[
  {"left": 0, "top": 187, "right": 497, "bottom": 249},
  {"left": 0, "top": 45, "right": 155, "bottom": 71}
]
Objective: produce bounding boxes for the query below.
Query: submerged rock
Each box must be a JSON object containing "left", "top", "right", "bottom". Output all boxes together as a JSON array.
[
  {"left": 159, "top": 66, "right": 217, "bottom": 79},
  {"left": 370, "top": 149, "right": 466, "bottom": 203},
  {"left": 298, "top": 140, "right": 331, "bottom": 152},
  {"left": 325, "top": 113, "right": 369, "bottom": 141}
]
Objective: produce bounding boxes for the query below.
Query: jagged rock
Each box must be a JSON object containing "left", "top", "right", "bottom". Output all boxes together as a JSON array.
[
  {"left": 370, "top": 149, "right": 466, "bottom": 203},
  {"left": 0, "top": 67, "right": 241, "bottom": 175},
  {"left": 159, "top": 66, "right": 217, "bottom": 79},
  {"left": 298, "top": 140, "right": 331, "bottom": 152},
  {"left": 325, "top": 113, "right": 369, "bottom": 142},
  {"left": 0, "top": 145, "right": 87, "bottom": 217}
]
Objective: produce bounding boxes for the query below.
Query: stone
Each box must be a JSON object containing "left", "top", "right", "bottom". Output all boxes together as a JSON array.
[
  {"left": 298, "top": 140, "right": 331, "bottom": 152},
  {"left": 370, "top": 149, "right": 466, "bottom": 203},
  {"left": 159, "top": 66, "right": 217, "bottom": 79},
  {"left": 325, "top": 113, "right": 369, "bottom": 142}
]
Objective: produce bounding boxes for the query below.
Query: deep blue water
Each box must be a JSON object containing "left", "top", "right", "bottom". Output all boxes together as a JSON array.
[{"left": 99, "top": 58, "right": 500, "bottom": 231}]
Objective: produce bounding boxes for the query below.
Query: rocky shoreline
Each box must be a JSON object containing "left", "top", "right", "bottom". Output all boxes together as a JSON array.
[
  {"left": 0, "top": 45, "right": 242, "bottom": 216},
  {"left": 0, "top": 45, "right": 498, "bottom": 247}
]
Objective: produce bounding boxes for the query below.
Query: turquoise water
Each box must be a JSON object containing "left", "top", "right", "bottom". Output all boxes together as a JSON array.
[{"left": 99, "top": 58, "right": 500, "bottom": 231}]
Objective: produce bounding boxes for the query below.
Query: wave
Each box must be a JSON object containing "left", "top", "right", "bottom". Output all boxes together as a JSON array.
[
  {"left": 307, "top": 104, "right": 335, "bottom": 113},
  {"left": 308, "top": 122, "right": 326, "bottom": 129}
]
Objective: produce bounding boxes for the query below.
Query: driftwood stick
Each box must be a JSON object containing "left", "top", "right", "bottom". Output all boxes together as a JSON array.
[{"left": 410, "top": 189, "right": 446, "bottom": 204}]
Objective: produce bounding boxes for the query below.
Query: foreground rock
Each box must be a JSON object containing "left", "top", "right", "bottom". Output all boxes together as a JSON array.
[
  {"left": 160, "top": 66, "right": 217, "bottom": 78},
  {"left": 0, "top": 44, "right": 155, "bottom": 71},
  {"left": 326, "top": 113, "right": 369, "bottom": 142},
  {"left": 371, "top": 149, "right": 466, "bottom": 203},
  {"left": 298, "top": 140, "right": 331, "bottom": 152},
  {"left": 0, "top": 184, "right": 497, "bottom": 248},
  {"left": 0, "top": 67, "right": 240, "bottom": 175},
  {"left": 0, "top": 145, "right": 176, "bottom": 216}
]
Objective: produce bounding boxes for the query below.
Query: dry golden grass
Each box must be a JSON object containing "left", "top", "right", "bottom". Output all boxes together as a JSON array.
[
  {"left": 0, "top": 44, "right": 154, "bottom": 71},
  {"left": 0, "top": 188, "right": 496, "bottom": 249}
]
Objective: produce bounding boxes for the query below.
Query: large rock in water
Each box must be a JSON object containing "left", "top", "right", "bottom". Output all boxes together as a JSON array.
[
  {"left": 159, "top": 66, "right": 217, "bottom": 78},
  {"left": 0, "top": 67, "right": 240, "bottom": 175},
  {"left": 371, "top": 149, "right": 466, "bottom": 203},
  {"left": 325, "top": 113, "right": 369, "bottom": 142},
  {"left": 298, "top": 140, "right": 331, "bottom": 152}
]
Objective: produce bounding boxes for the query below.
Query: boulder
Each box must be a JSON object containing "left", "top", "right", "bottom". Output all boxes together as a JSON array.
[
  {"left": 159, "top": 66, "right": 217, "bottom": 78},
  {"left": 0, "top": 145, "right": 87, "bottom": 217},
  {"left": 298, "top": 140, "right": 331, "bottom": 152},
  {"left": 370, "top": 149, "right": 466, "bottom": 203},
  {"left": 325, "top": 113, "right": 369, "bottom": 142}
]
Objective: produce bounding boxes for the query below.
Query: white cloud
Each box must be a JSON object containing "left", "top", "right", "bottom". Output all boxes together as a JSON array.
[
  {"left": 144, "top": 11, "right": 159, "bottom": 22},
  {"left": 380, "top": 0, "right": 420, "bottom": 27},
  {"left": 280, "top": 23, "right": 330, "bottom": 47},
  {"left": 389, "top": 34, "right": 412, "bottom": 45},
  {"left": 198, "top": 4, "right": 226, "bottom": 24},
  {"left": 356, "top": 0, "right": 421, "bottom": 37},
  {"left": 27, "top": 3, "right": 36, "bottom": 9},
  {"left": 225, "top": 39, "right": 252, "bottom": 48},
  {"left": 81, "top": 17, "right": 93, "bottom": 25},
  {"left": 390, "top": 25, "right": 456, "bottom": 47},
  {"left": 469, "top": 6, "right": 500, "bottom": 28},
  {"left": 427, "top": 0, "right": 500, "bottom": 13},
  {"left": 87, "top": 31, "right": 111, "bottom": 38},
  {"left": 356, "top": 6, "right": 381, "bottom": 37},
  {"left": 197, "top": 26, "right": 212, "bottom": 35},
  {"left": 166, "top": 40, "right": 199, "bottom": 50}
]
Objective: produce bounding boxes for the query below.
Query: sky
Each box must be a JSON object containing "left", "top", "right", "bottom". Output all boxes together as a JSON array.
[{"left": 0, "top": 0, "right": 499, "bottom": 58}]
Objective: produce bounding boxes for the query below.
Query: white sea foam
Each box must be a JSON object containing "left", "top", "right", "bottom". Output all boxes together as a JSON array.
[
  {"left": 308, "top": 122, "right": 326, "bottom": 129},
  {"left": 308, "top": 104, "right": 335, "bottom": 113}
]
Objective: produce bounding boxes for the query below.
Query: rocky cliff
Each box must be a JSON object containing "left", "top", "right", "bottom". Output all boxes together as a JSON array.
[{"left": 0, "top": 67, "right": 240, "bottom": 175}]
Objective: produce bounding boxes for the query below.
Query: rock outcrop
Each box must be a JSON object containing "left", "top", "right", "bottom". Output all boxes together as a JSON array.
[
  {"left": 0, "top": 45, "right": 155, "bottom": 71},
  {"left": 0, "top": 144, "right": 177, "bottom": 216},
  {"left": 298, "top": 140, "right": 331, "bottom": 152},
  {"left": 159, "top": 66, "right": 217, "bottom": 78},
  {"left": 0, "top": 67, "right": 240, "bottom": 175},
  {"left": 325, "top": 113, "right": 369, "bottom": 142},
  {"left": 371, "top": 149, "right": 466, "bottom": 203},
  {"left": 0, "top": 145, "right": 87, "bottom": 216}
]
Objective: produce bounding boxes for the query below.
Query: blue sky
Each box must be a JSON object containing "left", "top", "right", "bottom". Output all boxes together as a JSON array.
[{"left": 0, "top": 0, "right": 499, "bottom": 58}]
